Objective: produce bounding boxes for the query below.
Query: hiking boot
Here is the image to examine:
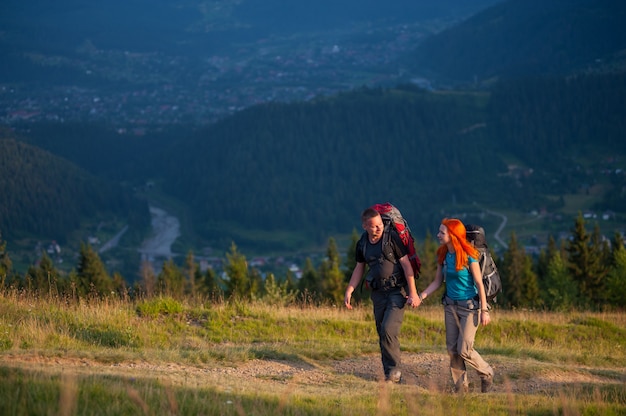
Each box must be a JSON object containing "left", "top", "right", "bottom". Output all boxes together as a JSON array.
[
  {"left": 481, "top": 374, "right": 494, "bottom": 393},
  {"left": 386, "top": 370, "right": 402, "bottom": 383}
]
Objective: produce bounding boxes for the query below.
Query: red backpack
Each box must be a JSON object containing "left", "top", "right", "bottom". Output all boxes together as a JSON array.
[{"left": 367, "top": 202, "right": 421, "bottom": 280}]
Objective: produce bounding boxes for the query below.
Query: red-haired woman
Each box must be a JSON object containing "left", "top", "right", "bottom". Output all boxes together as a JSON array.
[{"left": 419, "top": 218, "right": 494, "bottom": 393}]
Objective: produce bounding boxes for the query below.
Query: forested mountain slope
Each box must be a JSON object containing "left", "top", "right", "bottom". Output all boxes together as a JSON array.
[
  {"left": 153, "top": 87, "right": 502, "bottom": 249},
  {"left": 145, "top": 71, "right": 626, "bottom": 250},
  {"left": 8, "top": 70, "right": 625, "bottom": 253},
  {"left": 410, "top": 0, "right": 626, "bottom": 84},
  {"left": 0, "top": 135, "right": 149, "bottom": 241}
]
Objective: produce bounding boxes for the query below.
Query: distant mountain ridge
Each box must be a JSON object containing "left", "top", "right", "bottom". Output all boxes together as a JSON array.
[
  {"left": 410, "top": 0, "right": 626, "bottom": 84},
  {"left": 0, "top": 0, "right": 501, "bottom": 56}
]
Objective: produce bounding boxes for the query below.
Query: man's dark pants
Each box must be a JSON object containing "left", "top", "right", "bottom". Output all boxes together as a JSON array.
[{"left": 371, "top": 287, "right": 406, "bottom": 379}]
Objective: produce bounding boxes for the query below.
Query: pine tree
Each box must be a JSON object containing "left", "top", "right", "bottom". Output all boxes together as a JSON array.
[
  {"left": 157, "top": 259, "right": 185, "bottom": 298},
  {"left": 0, "top": 231, "right": 12, "bottom": 288},
  {"left": 184, "top": 251, "right": 197, "bottom": 296},
  {"left": 298, "top": 257, "right": 321, "bottom": 298},
  {"left": 112, "top": 272, "right": 128, "bottom": 300},
  {"left": 611, "top": 232, "right": 625, "bottom": 258},
  {"left": 519, "top": 252, "right": 540, "bottom": 308},
  {"left": 76, "top": 243, "right": 113, "bottom": 298},
  {"left": 537, "top": 236, "right": 577, "bottom": 310},
  {"left": 198, "top": 267, "right": 221, "bottom": 300},
  {"left": 25, "top": 251, "right": 61, "bottom": 297},
  {"left": 320, "top": 237, "right": 345, "bottom": 304},
  {"left": 418, "top": 230, "right": 438, "bottom": 294},
  {"left": 140, "top": 259, "right": 157, "bottom": 298},
  {"left": 605, "top": 242, "right": 626, "bottom": 308},
  {"left": 566, "top": 214, "right": 605, "bottom": 308},
  {"left": 542, "top": 250, "right": 577, "bottom": 311},
  {"left": 284, "top": 269, "right": 299, "bottom": 294},
  {"left": 589, "top": 224, "right": 610, "bottom": 303},
  {"left": 536, "top": 235, "right": 559, "bottom": 283},
  {"left": 345, "top": 231, "right": 370, "bottom": 305},
  {"left": 343, "top": 229, "right": 360, "bottom": 282},
  {"left": 263, "top": 272, "right": 297, "bottom": 306},
  {"left": 501, "top": 232, "right": 525, "bottom": 307},
  {"left": 248, "top": 267, "right": 263, "bottom": 299},
  {"left": 223, "top": 242, "right": 250, "bottom": 299}
]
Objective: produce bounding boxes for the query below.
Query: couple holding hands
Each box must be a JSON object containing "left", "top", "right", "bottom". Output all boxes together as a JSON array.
[{"left": 344, "top": 208, "right": 494, "bottom": 393}]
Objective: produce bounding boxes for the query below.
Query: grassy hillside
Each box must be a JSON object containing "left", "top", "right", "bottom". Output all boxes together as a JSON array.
[{"left": 0, "top": 293, "right": 624, "bottom": 415}]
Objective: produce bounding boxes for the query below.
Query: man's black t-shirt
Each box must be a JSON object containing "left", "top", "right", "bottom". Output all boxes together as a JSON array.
[{"left": 356, "top": 230, "right": 408, "bottom": 289}]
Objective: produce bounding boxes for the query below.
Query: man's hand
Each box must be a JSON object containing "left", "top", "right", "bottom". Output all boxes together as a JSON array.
[
  {"left": 406, "top": 291, "right": 421, "bottom": 308},
  {"left": 344, "top": 289, "right": 354, "bottom": 310}
]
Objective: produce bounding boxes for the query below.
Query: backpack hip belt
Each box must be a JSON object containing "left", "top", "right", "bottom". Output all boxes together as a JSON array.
[{"left": 368, "top": 271, "right": 406, "bottom": 291}]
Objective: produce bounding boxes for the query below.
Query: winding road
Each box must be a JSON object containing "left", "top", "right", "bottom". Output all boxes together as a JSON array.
[{"left": 483, "top": 209, "right": 508, "bottom": 249}]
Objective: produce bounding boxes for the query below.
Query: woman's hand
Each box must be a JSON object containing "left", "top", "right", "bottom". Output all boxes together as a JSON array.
[{"left": 480, "top": 310, "right": 491, "bottom": 326}]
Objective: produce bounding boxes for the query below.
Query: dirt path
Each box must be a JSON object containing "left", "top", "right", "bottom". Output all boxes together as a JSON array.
[{"left": 2, "top": 352, "right": 623, "bottom": 397}]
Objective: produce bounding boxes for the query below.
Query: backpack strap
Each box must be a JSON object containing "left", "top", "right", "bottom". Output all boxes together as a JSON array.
[
  {"left": 479, "top": 250, "right": 487, "bottom": 276},
  {"left": 381, "top": 223, "right": 397, "bottom": 264}
]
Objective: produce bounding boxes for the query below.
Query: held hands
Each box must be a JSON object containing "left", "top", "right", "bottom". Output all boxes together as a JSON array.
[{"left": 406, "top": 291, "right": 421, "bottom": 308}]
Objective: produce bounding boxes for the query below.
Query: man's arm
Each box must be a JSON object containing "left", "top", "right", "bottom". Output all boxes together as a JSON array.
[
  {"left": 399, "top": 255, "right": 420, "bottom": 308},
  {"left": 344, "top": 262, "right": 365, "bottom": 309}
]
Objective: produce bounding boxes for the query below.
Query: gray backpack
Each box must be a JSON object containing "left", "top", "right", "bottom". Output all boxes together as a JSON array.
[{"left": 466, "top": 224, "right": 502, "bottom": 303}]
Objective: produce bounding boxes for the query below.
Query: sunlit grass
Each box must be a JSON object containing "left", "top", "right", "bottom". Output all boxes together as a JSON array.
[{"left": 0, "top": 291, "right": 625, "bottom": 415}]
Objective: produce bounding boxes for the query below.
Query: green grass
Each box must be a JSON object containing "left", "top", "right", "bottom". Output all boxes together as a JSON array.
[{"left": 0, "top": 293, "right": 625, "bottom": 415}]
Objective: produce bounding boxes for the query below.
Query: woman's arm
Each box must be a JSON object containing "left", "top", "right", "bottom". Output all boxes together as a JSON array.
[
  {"left": 420, "top": 263, "right": 444, "bottom": 301},
  {"left": 470, "top": 260, "right": 491, "bottom": 326}
]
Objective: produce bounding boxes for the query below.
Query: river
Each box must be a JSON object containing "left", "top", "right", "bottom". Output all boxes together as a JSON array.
[{"left": 138, "top": 206, "right": 181, "bottom": 259}]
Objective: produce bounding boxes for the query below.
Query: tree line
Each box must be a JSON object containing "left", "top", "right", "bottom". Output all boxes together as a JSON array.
[{"left": 1, "top": 213, "right": 624, "bottom": 311}]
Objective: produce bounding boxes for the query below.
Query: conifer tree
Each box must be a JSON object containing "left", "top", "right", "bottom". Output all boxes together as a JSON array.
[
  {"left": 223, "top": 242, "right": 250, "bottom": 299},
  {"left": 26, "top": 251, "right": 60, "bottom": 297},
  {"left": 566, "top": 214, "right": 605, "bottom": 307},
  {"left": 76, "top": 243, "right": 113, "bottom": 298},
  {"left": 0, "top": 231, "right": 12, "bottom": 288},
  {"left": 611, "top": 232, "right": 625, "bottom": 258},
  {"left": 418, "top": 230, "right": 438, "bottom": 293},
  {"left": 112, "top": 271, "right": 128, "bottom": 300},
  {"left": 501, "top": 232, "right": 525, "bottom": 307},
  {"left": 284, "top": 269, "right": 299, "bottom": 293},
  {"left": 535, "top": 235, "right": 559, "bottom": 282},
  {"left": 589, "top": 224, "right": 610, "bottom": 303},
  {"left": 519, "top": 251, "right": 540, "bottom": 308},
  {"left": 298, "top": 257, "right": 321, "bottom": 298},
  {"left": 605, "top": 242, "right": 626, "bottom": 308},
  {"left": 320, "top": 237, "right": 345, "bottom": 304},
  {"left": 157, "top": 258, "right": 185, "bottom": 298},
  {"left": 198, "top": 267, "right": 221, "bottom": 300},
  {"left": 263, "top": 272, "right": 297, "bottom": 306},
  {"left": 140, "top": 259, "right": 157, "bottom": 298},
  {"left": 344, "top": 229, "right": 360, "bottom": 281},
  {"left": 542, "top": 250, "right": 577, "bottom": 311},
  {"left": 185, "top": 251, "right": 197, "bottom": 296},
  {"left": 248, "top": 267, "right": 263, "bottom": 299}
]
